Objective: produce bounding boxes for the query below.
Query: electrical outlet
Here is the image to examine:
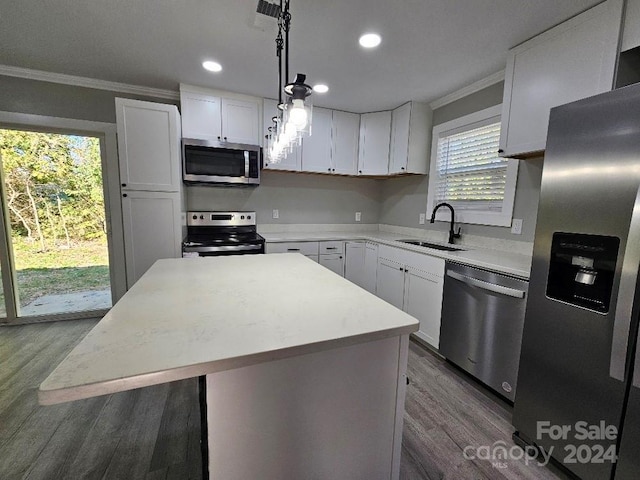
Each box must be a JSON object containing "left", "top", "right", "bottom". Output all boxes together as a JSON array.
[
  {"left": 511, "top": 218, "right": 523, "bottom": 235},
  {"left": 419, "top": 213, "right": 426, "bottom": 225},
  {"left": 355, "top": 212, "right": 362, "bottom": 222},
  {"left": 272, "top": 209, "right": 279, "bottom": 219}
]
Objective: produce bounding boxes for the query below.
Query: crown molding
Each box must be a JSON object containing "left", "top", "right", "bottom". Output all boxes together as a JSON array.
[
  {"left": 0, "top": 64, "right": 179, "bottom": 101},
  {"left": 429, "top": 70, "right": 505, "bottom": 110}
]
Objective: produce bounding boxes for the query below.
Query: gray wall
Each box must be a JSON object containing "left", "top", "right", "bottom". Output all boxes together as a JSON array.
[
  {"left": 380, "top": 81, "right": 544, "bottom": 242},
  {"left": 0, "top": 75, "right": 177, "bottom": 123},
  {"left": 187, "top": 171, "right": 382, "bottom": 224}
]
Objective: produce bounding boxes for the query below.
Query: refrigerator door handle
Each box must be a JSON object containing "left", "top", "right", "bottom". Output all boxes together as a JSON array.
[
  {"left": 611, "top": 185, "right": 640, "bottom": 381},
  {"left": 446, "top": 270, "right": 526, "bottom": 298}
]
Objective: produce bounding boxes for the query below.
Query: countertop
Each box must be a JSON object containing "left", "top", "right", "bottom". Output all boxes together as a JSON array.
[
  {"left": 261, "top": 231, "right": 532, "bottom": 279},
  {"left": 39, "top": 255, "right": 418, "bottom": 405}
]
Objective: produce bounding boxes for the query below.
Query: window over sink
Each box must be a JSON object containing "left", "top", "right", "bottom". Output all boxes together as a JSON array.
[{"left": 426, "top": 105, "right": 518, "bottom": 227}]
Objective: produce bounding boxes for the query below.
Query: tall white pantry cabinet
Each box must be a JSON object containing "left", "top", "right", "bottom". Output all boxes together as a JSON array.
[{"left": 115, "top": 98, "right": 183, "bottom": 289}]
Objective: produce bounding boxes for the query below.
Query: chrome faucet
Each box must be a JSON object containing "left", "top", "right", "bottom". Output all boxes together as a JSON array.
[{"left": 430, "top": 202, "right": 461, "bottom": 244}]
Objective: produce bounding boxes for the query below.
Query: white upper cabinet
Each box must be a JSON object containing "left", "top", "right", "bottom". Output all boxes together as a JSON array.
[
  {"left": 389, "top": 102, "right": 431, "bottom": 175},
  {"left": 499, "top": 0, "right": 623, "bottom": 158},
  {"left": 221, "top": 98, "right": 260, "bottom": 145},
  {"left": 331, "top": 111, "right": 360, "bottom": 175},
  {"left": 301, "top": 107, "right": 333, "bottom": 174},
  {"left": 358, "top": 111, "right": 391, "bottom": 175},
  {"left": 262, "top": 98, "right": 301, "bottom": 172},
  {"left": 180, "top": 91, "right": 222, "bottom": 142},
  {"left": 115, "top": 98, "right": 181, "bottom": 192},
  {"left": 180, "top": 85, "right": 260, "bottom": 145},
  {"left": 622, "top": 0, "right": 640, "bottom": 51}
]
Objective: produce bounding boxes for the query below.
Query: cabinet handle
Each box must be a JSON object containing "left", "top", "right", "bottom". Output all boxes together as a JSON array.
[
  {"left": 122, "top": 193, "right": 128, "bottom": 198},
  {"left": 339, "top": 256, "right": 343, "bottom": 259},
  {"left": 498, "top": 149, "right": 504, "bottom": 154},
  {"left": 400, "top": 167, "right": 405, "bottom": 170},
  {"left": 398, "top": 267, "right": 403, "bottom": 271},
  {"left": 359, "top": 170, "right": 362, "bottom": 174},
  {"left": 224, "top": 136, "right": 228, "bottom": 141},
  {"left": 217, "top": 136, "right": 221, "bottom": 140},
  {"left": 326, "top": 247, "right": 337, "bottom": 250},
  {"left": 332, "top": 168, "right": 335, "bottom": 172},
  {"left": 328, "top": 168, "right": 331, "bottom": 172},
  {"left": 287, "top": 248, "right": 301, "bottom": 251},
  {"left": 121, "top": 183, "right": 127, "bottom": 187}
]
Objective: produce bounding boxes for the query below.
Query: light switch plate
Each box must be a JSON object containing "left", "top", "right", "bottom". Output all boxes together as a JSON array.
[
  {"left": 272, "top": 209, "right": 279, "bottom": 219},
  {"left": 419, "top": 213, "right": 426, "bottom": 225},
  {"left": 355, "top": 212, "right": 362, "bottom": 222},
  {"left": 511, "top": 218, "right": 523, "bottom": 235}
]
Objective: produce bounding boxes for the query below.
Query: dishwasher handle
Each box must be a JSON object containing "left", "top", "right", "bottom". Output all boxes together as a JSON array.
[{"left": 446, "top": 270, "right": 526, "bottom": 299}]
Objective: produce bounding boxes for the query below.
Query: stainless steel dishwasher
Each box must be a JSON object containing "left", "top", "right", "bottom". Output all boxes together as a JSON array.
[{"left": 439, "top": 261, "right": 529, "bottom": 402}]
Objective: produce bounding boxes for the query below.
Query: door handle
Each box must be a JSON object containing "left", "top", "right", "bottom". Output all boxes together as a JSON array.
[
  {"left": 611, "top": 185, "right": 640, "bottom": 381},
  {"left": 244, "top": 151, "right": 250, "bottom": 178},
  {"left": 446, "top": 270, "right": 525, "bottom": 298}
]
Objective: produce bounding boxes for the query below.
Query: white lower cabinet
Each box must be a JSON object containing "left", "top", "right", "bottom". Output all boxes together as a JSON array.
[
  {"left": 319, "top": 241, "right": 344, "bottom": 276},
  {"left": 121, "top": 191, "right": 182, "bottom": 289},
  {"left": 319, "top": 253, "right": 345, "bottom": 276},
  {"left": 345, "top": 242, "right": 366, "bottom": 288},
  {"left": 376, "top": 257, "right": 406, "bottom": 310},
  {"left": 363, "top": 242, "right": 378, "bottom": 294},
  {"left": 376, "top": 245, "right": 445, "bottom": 349}
]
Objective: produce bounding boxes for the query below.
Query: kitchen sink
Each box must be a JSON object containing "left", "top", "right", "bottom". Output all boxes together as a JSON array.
[{"left": 397, "top": 239, "right": 465, "bottom": 252}]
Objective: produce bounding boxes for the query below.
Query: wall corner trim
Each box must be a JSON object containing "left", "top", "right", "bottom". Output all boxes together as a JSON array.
[
  {"left": 0, "top": 64, "right": 180, "bottom": 101},
  {"left": 429, "top": 70, "right": 505, "bottom": 110}
]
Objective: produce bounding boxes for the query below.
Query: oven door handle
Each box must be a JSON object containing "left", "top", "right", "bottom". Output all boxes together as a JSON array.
[
  {"left": 446, "top": 270, "right": 526, "bottom": 299},
  {"left": 184, "top": 244, "right": 262, "bottom": 253}
]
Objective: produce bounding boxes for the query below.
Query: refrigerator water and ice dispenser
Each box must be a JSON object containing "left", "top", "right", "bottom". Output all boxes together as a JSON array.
[{"left": 546, "top": 233, "right": 620, "bottom": 313}]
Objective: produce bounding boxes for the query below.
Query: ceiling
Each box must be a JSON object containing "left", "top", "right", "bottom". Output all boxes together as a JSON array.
[{"left": 0, "top": 0, "right": 602, "bottom": 113}]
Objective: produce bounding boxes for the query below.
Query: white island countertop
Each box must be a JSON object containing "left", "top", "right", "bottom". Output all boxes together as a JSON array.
[{"left": 39, "top": 255, "right": 418, "bottom": 405}]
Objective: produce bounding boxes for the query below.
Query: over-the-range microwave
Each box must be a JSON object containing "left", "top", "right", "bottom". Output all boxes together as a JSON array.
[{"left": 182, "top": 139, "right": 261, "bottom": 186}]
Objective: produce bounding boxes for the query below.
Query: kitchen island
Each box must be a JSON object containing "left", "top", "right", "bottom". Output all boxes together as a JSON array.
[{"left": 39, "top": 254, "right": 419, "bottom": 479}]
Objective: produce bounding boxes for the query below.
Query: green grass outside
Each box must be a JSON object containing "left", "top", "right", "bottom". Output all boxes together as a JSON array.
[{"left": 0, "top": 237, "right": 110, "bottom": 316}]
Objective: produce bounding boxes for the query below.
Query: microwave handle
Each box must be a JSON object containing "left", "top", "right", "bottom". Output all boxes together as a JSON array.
[{"left": 245, "top": 151, "right": 249, "bottom": 178}]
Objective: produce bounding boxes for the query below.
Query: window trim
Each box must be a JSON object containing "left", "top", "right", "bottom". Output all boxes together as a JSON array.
[{"left": 426, "top": 105, "right": 518, "bottom": 227}]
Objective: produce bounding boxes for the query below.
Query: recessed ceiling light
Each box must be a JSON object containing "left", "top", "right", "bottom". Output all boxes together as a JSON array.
[
  {"left": 313, "top": 84, "right": 329, "bottom": 93},
  {"left": 359, "top": 33, "right": 381, "bottom": 49},
  {"left": 202, "top": 61, "right": 222, "bottom": 73}
]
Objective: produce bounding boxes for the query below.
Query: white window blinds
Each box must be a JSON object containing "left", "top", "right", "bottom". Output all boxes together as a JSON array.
[
  {"left": 427, "top": 105, "right": 519, "bottom": 227},
  {"left": 434, "top": 121, "right": 506, "bottom": 211}
]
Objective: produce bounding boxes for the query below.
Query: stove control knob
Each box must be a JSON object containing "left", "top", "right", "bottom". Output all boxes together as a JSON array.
[
  {"left": 241, "top": 215, "right": 245, "bottom": 219},
  {"left": 247, "top": 215, "right": 252, "bottom": 219},
  {"left": 192, "top": 215, "right": 197, "bottom": 220},
  {"left": 200, "top": 215, "right": 204, "bottom": 219}
]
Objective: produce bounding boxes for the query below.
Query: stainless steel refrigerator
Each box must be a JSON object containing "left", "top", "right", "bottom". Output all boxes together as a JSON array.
[{"left": 513, "top": 83, "right": 640, "bottom": 479}]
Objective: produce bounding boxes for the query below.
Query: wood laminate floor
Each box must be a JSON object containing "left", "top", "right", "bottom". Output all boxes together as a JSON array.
[{"left": 0, "top": 319, "right": 569, "bottom": 480}]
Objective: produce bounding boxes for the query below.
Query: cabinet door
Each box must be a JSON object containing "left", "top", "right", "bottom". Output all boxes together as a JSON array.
[
  {"left": 331, "top": 111, "right": 359, "bottom": 175},
  {"left": 344, "top": 242, "right": 366, "bottom": 288},
  {"left": 180, "top": 92, "right": 222, "bottom": 141},
  {"left": 115, "top": 98, "right": 181, "bottom": 192},
  {"left": 222, "top": 98, "right": 260, "bottom": 145},
  {"left": 404, "top": 267, "right": 443, "bottom": 349},
  {"left": 301, "top": 107, "right": 333, "bottom": 173},
  {"left": 376, "top": 257, "right": 405, "bottom": 309},
  {"left": 319, "top": 253, "right": 345, "bottom": 276},
  {"left": 358, "top": 111, "right": 391, "bottom": 175},
  {"left": 262, "top": 99, "right": 302, "bottom": 171},
  {"left": 363, "top": 242, "right": 378, "bottom": 294},
  {"left": 389, "top": 103, "right": 411, "bottom": 174},
  {"left": 499, "top": 0, "right": 623, "bottom": 157},
  {"left": 121, "top": 191, "right": 182, "bottom": 289}
]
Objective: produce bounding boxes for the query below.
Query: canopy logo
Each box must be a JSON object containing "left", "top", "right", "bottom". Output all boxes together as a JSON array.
[{"left": 462, "top": 440, "right": 553, "bottom": 469}]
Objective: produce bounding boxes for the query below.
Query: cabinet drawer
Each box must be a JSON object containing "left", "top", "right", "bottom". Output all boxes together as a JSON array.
[
  {"left": 319, "top": 241, "right": 344, "bottom": 254},
  {"left": 266, "top": 242, "right": 319, "bottom": 255}
]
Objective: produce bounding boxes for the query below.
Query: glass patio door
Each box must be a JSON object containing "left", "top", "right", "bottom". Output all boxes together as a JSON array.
[{"left": 0, "top": 128, "right": 113, "bottom": 322}]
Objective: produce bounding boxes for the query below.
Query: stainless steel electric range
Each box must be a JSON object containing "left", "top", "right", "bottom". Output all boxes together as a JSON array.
[{"left": 182, "top": 211, "right": 265, "bottom": 257}]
